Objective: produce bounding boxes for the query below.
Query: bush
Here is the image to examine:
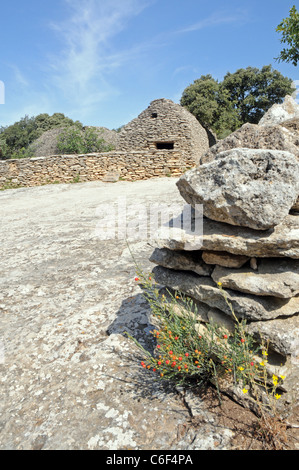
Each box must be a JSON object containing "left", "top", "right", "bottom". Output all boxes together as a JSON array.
[
  {"left": 56, "top": 126, "right": 114, "bottom": 154},
  {"left": 127, "top": 266, "right": 288, "bottom": 449}
]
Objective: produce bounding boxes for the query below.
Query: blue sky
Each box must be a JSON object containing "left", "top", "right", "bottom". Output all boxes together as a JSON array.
[{"left": 0, "top": 0, "right": 298, "bottom": 130}]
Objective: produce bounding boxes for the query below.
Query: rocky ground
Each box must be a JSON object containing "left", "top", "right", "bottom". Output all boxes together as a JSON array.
[{"left": 0, "top": 177, "right": 298, "bottom": 450}]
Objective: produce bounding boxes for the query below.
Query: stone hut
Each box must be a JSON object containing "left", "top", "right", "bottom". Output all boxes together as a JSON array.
[{"left": 117, "top": 98, "right": 210, "bottom": 162}]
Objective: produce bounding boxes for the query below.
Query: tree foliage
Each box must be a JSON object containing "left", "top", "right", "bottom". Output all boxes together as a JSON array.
[
  {"left": 56, "top": 126, "right": 114, "bottom": 154},
  {"left": 275, "top": 5, "right": 299, "bottom": 66},
  {"left": 180, "top": 66, "right": 294, "bottom": 138},
  {"left": 0, "top": 113, "right": 81, "bottom": 159}
]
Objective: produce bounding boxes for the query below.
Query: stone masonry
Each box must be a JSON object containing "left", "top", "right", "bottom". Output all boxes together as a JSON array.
[{"left": 118, "top": 99, "right": 209, "bottom": 161}]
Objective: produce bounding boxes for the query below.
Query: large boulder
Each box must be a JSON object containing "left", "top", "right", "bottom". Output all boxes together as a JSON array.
[
  {"left": 258, "top": 95, "right": 299, "bottom": 127},
  {"left": 177, "top": 148, "right": 299, "bottom": 230},
  {"left": 199, "top": 122, "right": 299, "bottom": 165}
]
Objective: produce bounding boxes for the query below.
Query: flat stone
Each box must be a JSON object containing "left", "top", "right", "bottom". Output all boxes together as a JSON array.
[
  {"left": 202, "top": 250, "right": 250, "bottom": 268},
  {"left": 154, "top": 213, "right": 299, "bottom": 259},
  {"left": 149, "top": 247, "right": 212, "bottom": 276},
  {"left": 152, "top": 265, "right": 299, "bottom": 321},
  {"left": 177, "top": 148, "right": 299, "bottom": 230},
  {"left": 211, "top": 258, "right": 299, "bottom": 298}
]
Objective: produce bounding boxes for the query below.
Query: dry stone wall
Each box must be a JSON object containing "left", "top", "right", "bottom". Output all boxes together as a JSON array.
[{"left": 0, "top": 150, "right": 196, "bottom": 189}]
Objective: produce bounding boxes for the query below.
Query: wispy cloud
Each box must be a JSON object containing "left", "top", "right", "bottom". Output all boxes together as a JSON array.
[
  {"left": 175, "top": 10, "right": 247, "bottom": 35},
  {"left": 48, "top": 0, "right": 153, "bottom": 113}
]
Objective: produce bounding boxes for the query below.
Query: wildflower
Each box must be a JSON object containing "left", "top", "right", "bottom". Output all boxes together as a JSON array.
[
  {"left": 178, "top": 357, "right": 183, "bottom": 361},
  {"left": 176, "top": 295, "right": 179, "bottom": 299},
  {"left": 135, "top": 277, "right": 140, "bottom": 282},
  {"left": 250, "top": 362, "right": 254, "bottom": 366},
  {"left": 185, "top": 353, "right": 189, "bottom": 357},
  {"left": 260, "top": 361, "right": 265, "bottom": 367},
  {"left": 240, "top": 338, "right": 245, "bottom": 343},
  {"left": 238, "top": 366, "right": 245, "bottom": 371},
  {"left": 157, "top": 345, "right": 161, "bottom": 349},
  {"left": 160, "top": 373, "right": 164, "bottom": 377},
  {"left": 157, "top": 361, "right": 162, "bottom": 365},
  {"left": 280, "top": 375, "right": 286, "bottom": 380},
  {"left": 165, "top": 360, "right": 170, "bottom": 365},
  {"left": 242, "top": 388, "right": 248, "bottom": 394},
  {"left": 223, "top": 334, "right": 228, "bottom": 339},
  {"left": 275, "top": 394, "right": 281, "bottom": 400},
  {"left": 217, "top": 282, "right": 222, "bottom": 287},
  {"left": 169, "top": 351, "right": 173, "bottom": 355},
  {"left": 149, "top": 276, "right": 152, "bottom": 281},
  {"left": 174, "top": 336, "right": 179, "bottom": 340}
]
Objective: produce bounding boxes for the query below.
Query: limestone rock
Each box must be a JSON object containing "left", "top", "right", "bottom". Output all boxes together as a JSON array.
[
  {"left": 258, "top": 95, "right": 299, "bottom": 127},
  {"left": 152, "top": 266, "right": 299, "bottom": 321},
  {"left": 246, "top": 315, "right": 299, "bottom": 358},
  {"left": 155, "top": 213, "right": 299, "bottom": 258},
  {"left": 211, "top": 258, "right": 299, "bottom": 298},
  {"left": 177, "top": 148, "right": 299, "bottom": 230},
  {"left": 149, "top": 247, "right": 212, "bottom": 276},
  {"left": 202, "top": 250, "right": 249, "bottom": 268},
  {"left": 199, "top": 122, "right": 299, "bottom": 165}
]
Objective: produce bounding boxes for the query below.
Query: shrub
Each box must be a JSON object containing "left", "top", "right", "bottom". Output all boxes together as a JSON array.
[{"left": 57, "top": 126, "right": 114, "bottom": 154}]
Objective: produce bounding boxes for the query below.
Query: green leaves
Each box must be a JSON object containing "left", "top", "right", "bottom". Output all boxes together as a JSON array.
[
  {"left": 275, "top": 5, "right": 299, "bottom": 66},
  {"left": 180, "top": 66, "right": 294, "bottom": 138},
  {"left": 0, "top": 112, "right": 81, "bottom": 159},
  {"left": 56, "top": 126, "right": 114, "bottom": 154}
]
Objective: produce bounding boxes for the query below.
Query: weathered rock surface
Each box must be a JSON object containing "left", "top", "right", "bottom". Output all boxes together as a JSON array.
[
  {"left": 199, "top": 122, "right": 299, "bottom": 165},
  {"left": 149, "top": 247, "right": 212, "bottom": 276},
  {"left": 246, "top": 315, "right": 299, "bottom": 359},
  {"left": 211, "top": 258, "right": 299, "bottom": 298},
  {"left": 177, "top": 148, "right": 299, "bottom": 230},
  {"left": 155, "top": 213, "right": 299, "bottom": 259},
  {"left": 0, "top": 178, "right": 236, "bottom": 450},
  {"left": 258, "top": 95, "right": 299, "bottom": 127},
  {"left": 202, "top": 250, "right": 250, "bottom": 268},
  {"left": 152, "top": 266, "right": 299, "bottom": 321}
]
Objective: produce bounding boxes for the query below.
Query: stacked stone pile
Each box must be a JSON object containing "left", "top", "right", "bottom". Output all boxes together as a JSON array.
[{"left": 149, "top": 97, "right": 299, "bottom": 411}]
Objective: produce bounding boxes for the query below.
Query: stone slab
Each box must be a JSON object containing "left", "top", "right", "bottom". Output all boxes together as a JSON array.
[
  {"left": 152, "top": 266, "right": 299, "bottom": 321},
  {"left": 211, "top": 258, "right": 299, "bottom": 298}
]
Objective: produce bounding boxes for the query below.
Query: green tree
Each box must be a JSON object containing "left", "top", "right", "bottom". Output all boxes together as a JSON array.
[
  {"left": 180, "top": 75, "right": 240, "bottom": 138},
  {"left": 56, "top": 126, "right": 114, "bottom": 154},
  {"left": 275, "top": 5, "right": 299, "bottom": 66},
  {"left": 180, "top": 66, "right": 294, "bottom": 138},
  {"left": 0, "top": 113, "right": 81, "bottom": 159}
]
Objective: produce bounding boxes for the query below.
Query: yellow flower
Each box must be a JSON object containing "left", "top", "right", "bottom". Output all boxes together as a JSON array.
[
  {"left": 238, "top": 366, "right": 245, "bottom": 371},
  {"left": 217, "top": 282, "right": 222, "bottom": 287},
  {"left": 262, "top": 350, "right": 268, "bottom": 356},
  {"left": 242, "top": 388, "right": 248, "bottom": 394},
  {"left": 260, "top": 361, "right": 265, "bottom": 367},
  {"left": 280, "top": 375, "right": 286, "bottom": 380},
  {"left": 274, "top": 394, "right": 281, "bottom": 400},
  {"left": 272, "top": 374, "right": 278, "bottom": 384}
]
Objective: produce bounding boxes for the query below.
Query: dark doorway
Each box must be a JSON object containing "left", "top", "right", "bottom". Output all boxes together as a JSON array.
[{"left": 156, "top": 142, "right": 174, "bottom": 150}]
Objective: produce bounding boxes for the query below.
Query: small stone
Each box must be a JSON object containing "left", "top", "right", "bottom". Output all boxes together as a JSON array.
[
  {"left": 149, "top": 247, "right": 212, "bottom": 276},
  {"left": 202, "top": 250, "right": 249, "bottom": 268}
]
